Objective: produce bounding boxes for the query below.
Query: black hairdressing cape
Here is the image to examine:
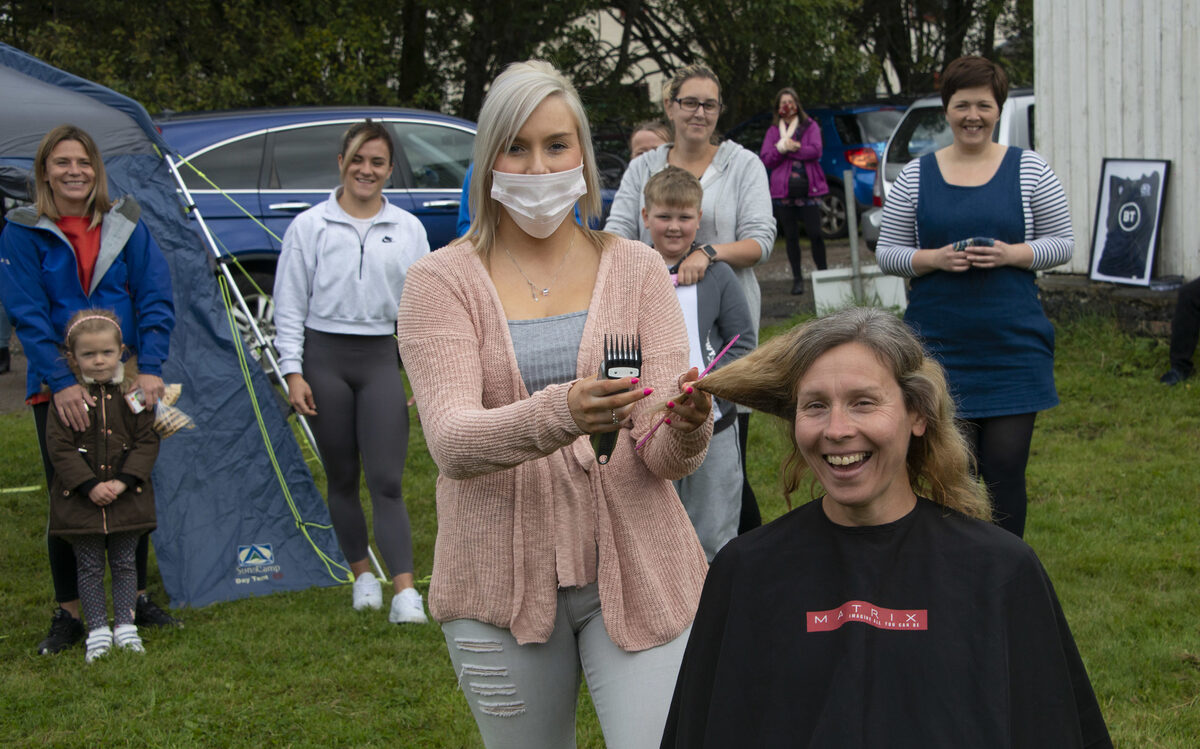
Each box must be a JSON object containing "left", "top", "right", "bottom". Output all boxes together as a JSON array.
[{"left": 661, "top": 498, "right": 1111, "bottom": 748}]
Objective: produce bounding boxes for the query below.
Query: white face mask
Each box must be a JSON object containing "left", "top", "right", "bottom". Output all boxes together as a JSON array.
[{"left": 491, "top": 164, "right": 587, "bottom": 238}]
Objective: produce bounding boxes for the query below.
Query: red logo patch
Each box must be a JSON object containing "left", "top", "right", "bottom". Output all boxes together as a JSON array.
[{"left": 807, "top": 600, "right": 928, "bottom": 632}]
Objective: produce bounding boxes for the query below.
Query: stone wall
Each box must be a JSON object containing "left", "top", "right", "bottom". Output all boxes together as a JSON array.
[{"left": 1038, "top": 275, "right": 1176, "bottom": 337}]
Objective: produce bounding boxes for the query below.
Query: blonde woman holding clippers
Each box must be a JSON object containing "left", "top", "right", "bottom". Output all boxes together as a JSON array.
[{"left": 397, "top": 60, "right": 711, "bottom": 748}]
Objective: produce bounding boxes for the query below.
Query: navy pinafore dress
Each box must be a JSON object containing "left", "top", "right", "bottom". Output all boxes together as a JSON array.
[{"left": 905, "top": 147, "right": 1057, "bottom": 419}]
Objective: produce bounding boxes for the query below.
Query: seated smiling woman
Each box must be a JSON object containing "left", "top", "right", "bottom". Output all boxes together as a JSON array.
[{"left": 661, "top": 307, "right": 1112, "bottom": 749}]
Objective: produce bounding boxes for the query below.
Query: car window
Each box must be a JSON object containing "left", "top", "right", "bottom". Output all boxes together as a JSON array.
[
  {"left": 832, "top": 115, "right": 858, "bottom": 146},
  {"left": 855, "top": 110, "right": 904, "bottom": 143},
  {"left": 181, "top": 134, "right": 265, "bottom": 191},
  {"left": 595, "top": 151, "right": 626, "bottom": 190},
  {"left": 723, "top": 114, "right": 770, "bottom": 153},
  {"left": 887, "top": 107, "right": 952, "bottom": 176},
  {"left": 269, "top": 124, "right": 369, "bottom": 190},
  {"left": 392, "top": 122, "right": 472, "bottom": 190}
]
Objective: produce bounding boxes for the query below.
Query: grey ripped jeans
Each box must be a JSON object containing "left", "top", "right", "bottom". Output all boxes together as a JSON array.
[{"left": 442, "top": 582, "right": 690, "bottom": 749}]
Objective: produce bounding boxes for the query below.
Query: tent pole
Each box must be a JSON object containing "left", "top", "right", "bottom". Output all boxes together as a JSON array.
[{"left": 161, "top": 153, "right": 387, "bottom": 584}]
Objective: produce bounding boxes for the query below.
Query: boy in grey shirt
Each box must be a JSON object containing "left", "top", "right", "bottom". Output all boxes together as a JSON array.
[{"left": 642, "top": 167, "right": 756, "bottom": 560}]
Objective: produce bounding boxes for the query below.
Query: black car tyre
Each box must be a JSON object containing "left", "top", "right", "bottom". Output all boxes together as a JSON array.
[{"left": 819, "top": 185, "right": 848, "bottom": 239}]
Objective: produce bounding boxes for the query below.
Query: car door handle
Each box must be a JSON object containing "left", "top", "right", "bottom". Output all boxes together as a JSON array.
[
  {"left": 422, "top": 200, "right": 460, "bottom": 209},
  {"left": 268, "top": 202, "right": 312, "bottom": 212}
]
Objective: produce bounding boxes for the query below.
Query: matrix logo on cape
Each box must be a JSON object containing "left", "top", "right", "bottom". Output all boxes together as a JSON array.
[
  {"left": 238, "top": 544, "right": 274, "bottom": 565},
  {"left": 807, "top": 600, "right": 928, "bottom": 632},
  {"left": 235, "top": 543, "right": 282, "bottom": 585}
]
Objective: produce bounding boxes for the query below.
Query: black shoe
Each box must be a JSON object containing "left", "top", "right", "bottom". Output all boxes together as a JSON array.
[
  {"left": 790, "top": 281, "right": 805, "bottom": 295},
  {"left": 135, "top": 593, "right": 182, "bottom": 628},
  {"left": 1159, "top": 367, "right": 1190, "bottom": 385},
  {"left": 37, "top": 608, "right": 85, "bottom": 654},
  {"left": 0, "top": 347, "right": 9, "bottom": 374}
]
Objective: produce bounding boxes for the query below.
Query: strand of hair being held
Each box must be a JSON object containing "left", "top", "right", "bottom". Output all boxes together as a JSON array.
[{"left": 636, "top": 333, "right": 740, "bottom": 451}]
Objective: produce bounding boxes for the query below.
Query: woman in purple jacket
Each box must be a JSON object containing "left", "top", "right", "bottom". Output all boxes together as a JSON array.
[{"left": 760, "top": 87, "right": 829, "bottom": 295}]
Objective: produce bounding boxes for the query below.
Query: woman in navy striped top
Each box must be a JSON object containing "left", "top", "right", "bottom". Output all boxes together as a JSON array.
[{"left": 877, "top": 56, "right": 1073, "bottom": 538}]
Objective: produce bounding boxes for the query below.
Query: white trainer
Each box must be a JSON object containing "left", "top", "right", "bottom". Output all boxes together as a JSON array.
[
  {"left": 113, "top": 623, "right": 145, "bottom": 654},
  {"left": 85, "top": 626, "right": 113, "bottom": 663},
  {"left": 352, "top": 572, "right": 383, "bottom": 611},
  {"left": 389, "top": 587, "right": 428, "bottom": 624}
]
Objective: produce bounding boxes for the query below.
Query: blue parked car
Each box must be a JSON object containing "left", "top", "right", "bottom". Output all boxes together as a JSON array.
[
  {"left": 156, "top": 107, "right": 476, "bottom": 342},
  {"left": 724, "top": 102, "right": 905, "bottom": 238}
]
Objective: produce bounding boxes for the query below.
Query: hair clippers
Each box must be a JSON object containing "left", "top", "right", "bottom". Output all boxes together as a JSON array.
[{"left": 592, "top": 334, "right": 642, "bottom": 465}]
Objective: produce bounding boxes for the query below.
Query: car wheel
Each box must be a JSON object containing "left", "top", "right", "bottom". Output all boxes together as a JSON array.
[
  {"left": 229, "top": 270, "right": 277, "bottom": 368},
  {"left": 819, "top": 188, "right": 848, "bottom": 239}
]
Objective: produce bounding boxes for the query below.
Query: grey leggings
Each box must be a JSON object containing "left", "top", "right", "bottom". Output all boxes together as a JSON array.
[
  {"left": 73, "top": 531, "right": 140, "bottom": 630},
  {"left": 673, "top": 421, "right": 741, "bottom": 562},
  {"left": 303, "top": 329, "right": 414, "bottom": 577},
  {"left": 442, "top": 583, "right": 690, "bottom": 749}
]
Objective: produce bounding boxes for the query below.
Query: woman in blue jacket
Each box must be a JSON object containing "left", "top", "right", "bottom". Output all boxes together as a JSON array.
[{"left": 0, "top": 124, "right": 177, "bottom": 654}]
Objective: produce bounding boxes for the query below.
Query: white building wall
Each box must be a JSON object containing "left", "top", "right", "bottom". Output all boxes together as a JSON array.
[{"left": 1037, "top": 0, "right": 1199, "bottom": 277}]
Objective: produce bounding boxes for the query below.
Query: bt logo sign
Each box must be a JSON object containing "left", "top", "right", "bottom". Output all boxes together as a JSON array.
[{"left": 1117, "top": 201, "right": 1141, "bottom": 232}]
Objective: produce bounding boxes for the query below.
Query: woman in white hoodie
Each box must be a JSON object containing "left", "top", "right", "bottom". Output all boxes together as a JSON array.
[{"left": 273, "top": 120, "right": 430, "bottom": 624}]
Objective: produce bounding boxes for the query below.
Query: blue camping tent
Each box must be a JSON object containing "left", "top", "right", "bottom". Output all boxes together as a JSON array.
[{"left": 0, "top": 42, "right": 346, "bottom": 607}]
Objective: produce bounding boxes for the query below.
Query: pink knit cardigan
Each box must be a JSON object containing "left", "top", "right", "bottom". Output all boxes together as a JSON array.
[{"left": 397, "top": 236, "right": 711, "bottom": 650}]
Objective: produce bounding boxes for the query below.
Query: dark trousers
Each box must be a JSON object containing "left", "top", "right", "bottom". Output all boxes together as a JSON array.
[
  {"left": 961, "top": 412, "right": 1037, "bottom": 538},
  {"left": 774, "top": 200, "right": 826, "bottom": 283},
  {"left": 34, "top": 402, "right": 150, "bottom": 603},
  {"left": 736, "top": 412, "right": 761, "bottom": 533},
  {"left": 1168, "top": 277, "right": 1200, "bottom": 376}
]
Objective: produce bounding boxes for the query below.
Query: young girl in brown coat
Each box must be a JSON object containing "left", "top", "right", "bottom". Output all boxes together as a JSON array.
[{"left": 45, "top": 310, "right": 159, "bottom": 662}]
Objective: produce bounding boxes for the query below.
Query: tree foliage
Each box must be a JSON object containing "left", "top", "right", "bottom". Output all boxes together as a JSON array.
[
  {"left": 0, "top": 0, "right": 1033, "bottom": 129},
  {"left": 849, "top": 0, "right": 1032, "bottom": 95},
  {"left": 612, "top": 0, "right": 880, "bottom": 127},
  {"left": 0, "top": 0, "right": 436, "bottom": 112}
]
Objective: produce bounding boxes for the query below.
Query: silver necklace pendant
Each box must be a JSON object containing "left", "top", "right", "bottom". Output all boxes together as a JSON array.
[{"left": 504, "top": 231, "right": 576, "bottom": 305}]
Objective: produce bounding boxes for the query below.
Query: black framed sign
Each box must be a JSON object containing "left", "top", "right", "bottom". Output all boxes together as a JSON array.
[{"left": 1088, "top": 158, "right": 1170, "bottom": 286}]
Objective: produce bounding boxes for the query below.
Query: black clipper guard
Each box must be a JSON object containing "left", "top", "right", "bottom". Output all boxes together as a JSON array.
[{"left": 592, "top": 334, "right": 642, "bottom": 465}]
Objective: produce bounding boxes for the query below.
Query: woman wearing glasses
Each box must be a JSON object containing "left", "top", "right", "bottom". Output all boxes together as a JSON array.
[{"left": 605, "top": 63, "right": 775, "bottom": 532}]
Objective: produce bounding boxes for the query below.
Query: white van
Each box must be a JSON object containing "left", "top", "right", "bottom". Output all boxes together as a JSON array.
[{"left": 860, "top": 88, "right": 1035, "bottom": 247}]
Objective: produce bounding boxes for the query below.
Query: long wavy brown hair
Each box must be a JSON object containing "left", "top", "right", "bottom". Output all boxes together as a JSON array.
[{"left": 696, "top": 307, "right": 991, "bottom": 519}]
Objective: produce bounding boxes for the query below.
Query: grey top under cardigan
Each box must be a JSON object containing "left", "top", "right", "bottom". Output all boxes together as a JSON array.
[{"left": 508, "top": 310, "right": 588, "bottom": 396}]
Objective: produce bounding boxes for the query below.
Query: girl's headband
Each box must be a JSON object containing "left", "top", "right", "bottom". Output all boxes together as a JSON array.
[{"left": 66, "top": 315, "right": 121, "bottom": 340}]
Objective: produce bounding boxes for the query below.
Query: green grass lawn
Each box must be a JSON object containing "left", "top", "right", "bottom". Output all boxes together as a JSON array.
[{"left": 0, "top": 315, "right": 1196, "bottom": 747}]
